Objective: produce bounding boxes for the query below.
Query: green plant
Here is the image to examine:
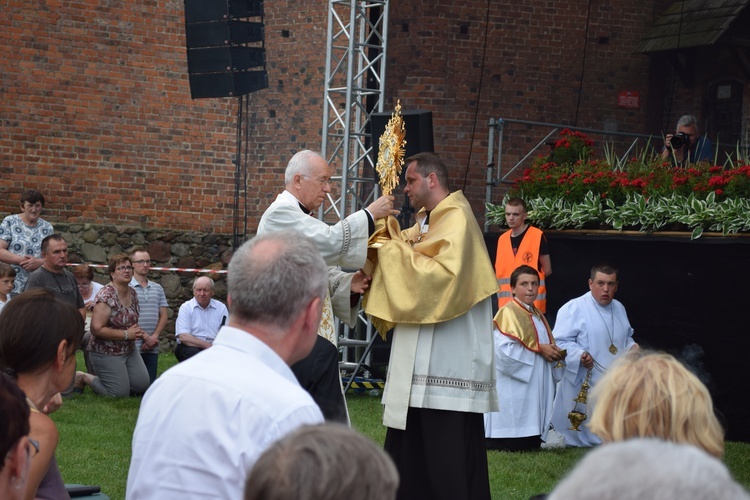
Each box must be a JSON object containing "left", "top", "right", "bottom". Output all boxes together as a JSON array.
[
  {"left": 549, "top": 128, "right": 594, "bottom": 165},
  {"left": 488, "top": 130, "right": 750, "bottom": 238}
]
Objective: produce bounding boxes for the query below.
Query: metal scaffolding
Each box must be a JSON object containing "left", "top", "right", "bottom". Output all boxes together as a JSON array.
[
  {"left": 321, "top": 0, "right": 389, "bottom": 220},
  {"left": 320, "top": 0, "right": 389, "bottom": 385}
]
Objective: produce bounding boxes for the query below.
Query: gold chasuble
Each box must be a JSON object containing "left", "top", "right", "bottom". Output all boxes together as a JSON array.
[
  {"left": 494, "top": 299, "right": 554, "bottom": 352},
  {"left": 364, "top": 191, "right": 497, "bottom": 335}
]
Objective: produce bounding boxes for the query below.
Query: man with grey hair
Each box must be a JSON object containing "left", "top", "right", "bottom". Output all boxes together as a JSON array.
[
  {"left": 258, "top": 150, "right": 398, "bottom": 422},
  {"left": 127, "top": 231, "right": 327, "bottom": 500},
  {"left": 661, "top": 114, "right": 714, "bottom": 166},
  {"left": 174, "top": 275, "right": 228, "bottom": 362},
  {"left": 258, "top": 150, "right": 397, "bottom": 321},
  {"left": 244, "top": 424, "right": 399, "bottom": 500},
  {"left": 548, "top": 439, "right": 750, "bottom": 500}
]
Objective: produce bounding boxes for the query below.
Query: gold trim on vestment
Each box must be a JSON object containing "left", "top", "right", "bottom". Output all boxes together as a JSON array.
[{"left": 494, "top": 299, "right": 554, "bottom": 352}]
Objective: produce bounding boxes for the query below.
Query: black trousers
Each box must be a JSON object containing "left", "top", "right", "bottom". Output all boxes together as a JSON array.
[
  {"left": 486, "top": 435, "right": 542, "bottom": 452},
  {"left": 290, "top": 336, "right": 348, "bottom": 424},
  {"left": 385, "top": 407, "right": 491, "bottom": 500},
  {"left": 174, "top": 343, "right": 202, "bottom": 362}
]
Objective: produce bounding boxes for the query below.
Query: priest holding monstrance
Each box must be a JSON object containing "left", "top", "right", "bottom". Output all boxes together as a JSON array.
[
  {"left": 258, "top": 149, "right": 397, "bottom": 423},
  {"left": 363, "top": 104, "right": 498, "bottom": 500}
]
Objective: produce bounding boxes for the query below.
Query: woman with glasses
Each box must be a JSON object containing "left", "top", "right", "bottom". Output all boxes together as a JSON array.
[
  {"left": 71, "top": 264, "right": 104, "bottom": 314},
  {"left": 0, "top": 289, "right": 83, "bottom": 499},
  {"left": 77, "top": 254, "right": 149, "bottom": 397},
  {"left": 71, "top": 264, "right": 103, "bottom": 374}
]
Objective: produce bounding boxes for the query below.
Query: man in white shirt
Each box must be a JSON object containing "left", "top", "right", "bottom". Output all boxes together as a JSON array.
[
  {"left": 127, "top": 230, "right": 328, "bottom": 500},
  {"left": 174, "top": 276, "right": 228, "bottom": 362}
]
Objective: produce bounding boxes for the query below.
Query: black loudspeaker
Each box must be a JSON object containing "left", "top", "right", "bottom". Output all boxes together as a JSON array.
[
  {"left": 185, "top": 21, "right": 264, "bottom": 48},
  {"left": 184, "top": 0, "right": 262, "bottom": 23},
  {"left": 371, "top": 109, "right": 434, "bottom": 165},
  {"left": 188, "top": 72, "right": 268, "bottom": 99},
  {"left": 184, "top": 0, "right": 268, "bottom": 99}
]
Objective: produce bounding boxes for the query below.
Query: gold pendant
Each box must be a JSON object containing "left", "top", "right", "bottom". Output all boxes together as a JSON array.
[{"left": 609, "top": 344, "right": 618, "bottom": 355}]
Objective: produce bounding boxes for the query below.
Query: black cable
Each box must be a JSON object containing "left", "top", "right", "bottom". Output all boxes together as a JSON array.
[
  {"left": 233, "top": 95, "right": 244, "bottom": 249},
  {"left": 664, "top": 0, "right": 685, "bottom": 130},
  {"left": 461, "top": 0, "right": 492, "bottom": 190},
  {"left": 243, "top": 93, "right": 251, "bottom": 243},
  {"left": 573, "top": 0, "right": 593, "bottom": 127}
]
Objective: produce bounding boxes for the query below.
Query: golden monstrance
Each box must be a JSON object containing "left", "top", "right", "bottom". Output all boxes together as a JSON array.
[{"left": 375, "top": 100, "right": 407, "bottom": 196}]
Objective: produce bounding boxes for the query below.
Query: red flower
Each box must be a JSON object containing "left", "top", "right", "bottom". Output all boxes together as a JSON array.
[{"left": 708, "top": 175, "right": 728, "bottom": 187}]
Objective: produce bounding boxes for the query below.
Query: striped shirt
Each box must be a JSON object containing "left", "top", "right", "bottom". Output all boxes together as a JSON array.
[{"left": 130, "top": 278, "right": 168, "bottom": 351}]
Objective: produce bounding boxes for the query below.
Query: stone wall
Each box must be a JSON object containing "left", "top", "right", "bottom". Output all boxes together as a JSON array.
[{"left": 57, "top": 223, "right": 234, "bottom": 352}]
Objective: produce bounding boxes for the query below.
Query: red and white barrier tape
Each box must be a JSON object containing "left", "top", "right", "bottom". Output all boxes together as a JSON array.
[{"left": 66, "top": 263, "right": 227, "bottom": 274}]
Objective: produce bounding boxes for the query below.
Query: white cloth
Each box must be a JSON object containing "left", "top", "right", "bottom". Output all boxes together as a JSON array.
[
  {"left": 126, "top": 326, "right": 324, "bottom": 500},
  {"left": 175, "top": 297, "right": 228, "bottom": 344},
  {"left": 257, "top": 190, "right": 371, "bottom": 341},
  {"left": 550, "top": 292, "right": 636, "bottom": 447},
  {"left": 484, "top": 312, "right": 561, "bottom": 440},
  {"left": 382, "top": 297, "right": 498, "bottom": 430},
  {"left": 258, "top": 190, "right": 370, "bottom": 269},
  {"left": 82, "top": 281, "right": 103, "bottom": 335},
  {"left": 82, "top": 281, "right": 104, "bottom": 308}
]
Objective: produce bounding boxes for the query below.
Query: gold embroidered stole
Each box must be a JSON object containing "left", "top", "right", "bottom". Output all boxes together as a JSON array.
[
  {"left": 494, "top": 299, "right": 553, "bottom": 352},
  {"left": 363, "top": 191, "right": 497, "bottom": 338}
]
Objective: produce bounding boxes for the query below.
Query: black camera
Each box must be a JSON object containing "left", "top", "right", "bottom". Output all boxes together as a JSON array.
[{"left": 670, "top": 132, "right": 689, "bottom": 149}]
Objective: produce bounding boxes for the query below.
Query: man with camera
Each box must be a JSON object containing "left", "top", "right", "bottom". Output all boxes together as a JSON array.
[{"left": 661, "top": 114, "right": 714, "bottom": 167}]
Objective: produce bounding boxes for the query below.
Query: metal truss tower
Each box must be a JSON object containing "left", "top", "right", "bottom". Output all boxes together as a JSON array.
[
  {"left": 321, "top": 0, "right": 389, "bottom": 221},
  {"left": 321, "top": 0, "right": 389, "bottom": 385}
]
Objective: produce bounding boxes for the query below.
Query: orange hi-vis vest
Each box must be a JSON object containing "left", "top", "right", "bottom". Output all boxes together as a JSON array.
[{"left": 495, "top": 226, "right": 547, "bottom": 312}]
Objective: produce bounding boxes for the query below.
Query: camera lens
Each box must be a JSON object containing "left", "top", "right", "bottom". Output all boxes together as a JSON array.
[{"left": 671, "top": 132, "right": 687, "bottom": 148}]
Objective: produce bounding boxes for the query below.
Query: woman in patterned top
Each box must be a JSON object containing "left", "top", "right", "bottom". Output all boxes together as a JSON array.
[
  {"left": 76, "top": 254, "right": 149, "bottom": 397},
  {"left": 0, "top": 190, "right": 54, "bottom": 295}
]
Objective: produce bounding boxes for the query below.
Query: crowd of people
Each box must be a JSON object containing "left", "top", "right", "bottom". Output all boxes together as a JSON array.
[{"left": 0, "top": 139, "right": 748, "bottom": 500}]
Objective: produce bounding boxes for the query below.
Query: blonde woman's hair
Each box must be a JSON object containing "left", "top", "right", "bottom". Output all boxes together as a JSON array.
[{"left": 589, "top": 350, "right": 724, "bottom": 458}]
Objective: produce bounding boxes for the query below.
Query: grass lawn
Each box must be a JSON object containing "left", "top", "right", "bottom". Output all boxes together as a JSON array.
[{"left": 52, "top": 353, "right": 750, "bottom": 500}]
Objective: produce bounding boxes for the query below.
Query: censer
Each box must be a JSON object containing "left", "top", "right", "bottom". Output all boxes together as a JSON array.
[
  {"left": 568, "top": 369, "right": 592, "bottom": 431},
  {"left": 555, "top": 349, "right": 567, "bottom": 368}
]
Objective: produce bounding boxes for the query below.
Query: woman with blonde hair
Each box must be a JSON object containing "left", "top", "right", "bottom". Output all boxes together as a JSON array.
[{"left": 589, "top": 349, "right": 724, "bottom": 458}]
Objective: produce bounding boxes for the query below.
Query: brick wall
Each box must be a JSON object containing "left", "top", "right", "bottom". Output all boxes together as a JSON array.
[
  {"left": 1, "top": 0, "right": 745, "bottom": 235},
  {"left": 0, "top": 0, "right": 330, "bottom": 233},
  {"left": 385, "top": 1, "right": 668, "bottom": 217}
]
